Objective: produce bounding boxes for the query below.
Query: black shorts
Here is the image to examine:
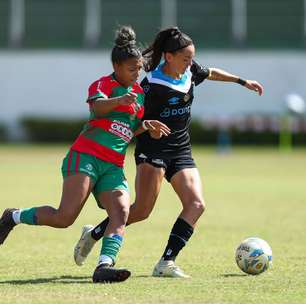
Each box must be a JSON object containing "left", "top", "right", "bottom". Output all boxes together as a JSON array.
[{"left": 135, "top": 152, "right": 196, "bottom": 182}]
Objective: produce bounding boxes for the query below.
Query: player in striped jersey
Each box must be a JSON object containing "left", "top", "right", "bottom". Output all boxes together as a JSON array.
[
  {"left": 0, "top": 26, "right": 170, "bottom": 283},
  {"left": 73, "top": 27, "right": 263, "bottom": 278}
]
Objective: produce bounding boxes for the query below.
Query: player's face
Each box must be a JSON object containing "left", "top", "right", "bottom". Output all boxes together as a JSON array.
[
  {"left": 166, "top": 44, "right": 195, "bottom": 75},
  {"left": 114, "top": 57, "right": 143, "bottom": 87}
]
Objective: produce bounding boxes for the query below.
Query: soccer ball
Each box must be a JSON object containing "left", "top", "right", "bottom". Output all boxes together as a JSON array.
[{"left": 235, "top": 237, "right": 272, "bottom": 275}]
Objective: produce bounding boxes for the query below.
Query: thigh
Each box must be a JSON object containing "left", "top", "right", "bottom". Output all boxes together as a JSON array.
[
  {"left": 60, "top": 150, "right": 97, "bottom": 216},
  {"left": 93, "top": 163, "right": 129, "bottom": 208},
  {"left": 59, "top": 173, "right": 94, "bottom": 219},
  {"left": 170, "top": 167, "right": 204, "bottom": 209},
  {"left": 134, "top": 163, "right": 165, "bottom": 212}
]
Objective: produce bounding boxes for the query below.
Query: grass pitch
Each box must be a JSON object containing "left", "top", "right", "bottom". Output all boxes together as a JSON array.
[{"left": 0, "top": 145, "right": 305, "bottom": 304}]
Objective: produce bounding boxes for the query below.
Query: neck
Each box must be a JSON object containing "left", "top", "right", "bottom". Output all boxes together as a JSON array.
[
  {"left": 113, "top": 72, "right": 130, "bottom": 88},
  {"left": 162, "top": 63, "right": 181, "bottom": 80}
]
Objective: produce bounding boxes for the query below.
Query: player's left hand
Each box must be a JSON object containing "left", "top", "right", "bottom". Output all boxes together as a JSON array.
[{"left": 245, "top": 80, "right": 264, "bottom": 96}]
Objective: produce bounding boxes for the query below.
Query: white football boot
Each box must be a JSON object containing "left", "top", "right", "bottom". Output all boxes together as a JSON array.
[
  {"left": 74, "top": 225, "right": 97, "bottom": 266},
  {"left": 152, "top": 258, "right": 191, "bottom": 278}
]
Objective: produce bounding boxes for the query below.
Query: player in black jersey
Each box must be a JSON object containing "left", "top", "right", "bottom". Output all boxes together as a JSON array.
[{"left": 73, "top": 27, "right": 264, "bottom": 278}]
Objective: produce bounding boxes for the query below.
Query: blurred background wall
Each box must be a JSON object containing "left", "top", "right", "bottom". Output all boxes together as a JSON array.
[{"left": 0, "top": 0, "right": 306, "bottom": 142}]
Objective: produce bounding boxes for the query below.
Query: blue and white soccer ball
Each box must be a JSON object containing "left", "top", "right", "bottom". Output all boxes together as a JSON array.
[{"left": 235, "top": 237, "right": 272, "bottom": 275}]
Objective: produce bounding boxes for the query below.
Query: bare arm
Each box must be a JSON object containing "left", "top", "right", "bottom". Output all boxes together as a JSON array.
[
  {"left": 91, "top": 92, "right": 137, "bottom": 116},
  {"left": 207, "top": 68, "right": 264, "bottom": 96}
]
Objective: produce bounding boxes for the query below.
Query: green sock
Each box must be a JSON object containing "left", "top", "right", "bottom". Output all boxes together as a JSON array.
[
  {"left": 20, "top": 207, "right": 38, "bottom": 225},
  {"left": 100, "top": 235, "right": 123, "bottom": 264}
]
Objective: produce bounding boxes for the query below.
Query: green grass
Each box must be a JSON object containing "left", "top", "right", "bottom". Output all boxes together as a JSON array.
[{"left": 0, "top": 145, "right": 306, "bottom": 304}]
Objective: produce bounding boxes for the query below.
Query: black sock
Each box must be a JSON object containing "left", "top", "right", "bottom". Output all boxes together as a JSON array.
[
  {"left": 90, "top": 217, "right": 130, "bottom": 241},
  {"left": 91, "top": 218, "right": 109, "bottom": 241},
  {"left": 162, "top": 218, "right": 194, "bottom": 261}
]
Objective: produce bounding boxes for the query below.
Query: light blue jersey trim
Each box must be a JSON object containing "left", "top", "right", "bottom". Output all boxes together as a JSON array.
[
  {"left": 151, "top": 64, "right": 188, "bottom": 85},
  {"left": 147, "top": 63, "right": 192, "bottom": 93}
]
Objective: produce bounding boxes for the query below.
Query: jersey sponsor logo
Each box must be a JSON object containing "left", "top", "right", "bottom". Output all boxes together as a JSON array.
[
  {"left": 168, "top": 97, "right": 180, "bottom": 105},
  {"left": 113, "top": 120, "right": 130, "bottom": 127},
  {"left": 109, "top": 122, "right": 133, "bottom": 142},
  {"left": 160, "top": 106, "right": 191, "bottom": 118}
]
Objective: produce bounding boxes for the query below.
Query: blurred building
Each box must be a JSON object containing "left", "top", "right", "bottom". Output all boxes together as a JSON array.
[{"left": 0, "top": 0, "right": 306, "bottom": 139}]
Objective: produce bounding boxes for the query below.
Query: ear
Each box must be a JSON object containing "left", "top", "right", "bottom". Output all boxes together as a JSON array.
[
  {"left": 164, "top": 52, "right": 173, "bottom": 63},
  {"left": 113, "top": 62, "right": 120, "bottom": 70}
]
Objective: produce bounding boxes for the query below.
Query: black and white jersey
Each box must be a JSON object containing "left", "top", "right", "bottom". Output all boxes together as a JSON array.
[{"left": 135, "top": 61, "right": 210, "bottom": 158}]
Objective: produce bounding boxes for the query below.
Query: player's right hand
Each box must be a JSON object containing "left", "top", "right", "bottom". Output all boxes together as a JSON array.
[
  {"left": 149, "top": 130, "right": 163, "bottom": 139},
  {"left": 118, "top": 92, "right": 138, "bottom": 105},
  {"left": 144, "top": 120, "right": 171, "bottom": 137}
]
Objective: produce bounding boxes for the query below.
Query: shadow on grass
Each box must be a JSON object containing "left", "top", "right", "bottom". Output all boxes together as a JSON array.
[
  {"left": 222, "top": 273, "right": 248, "bottom": 277},
  {"left": 0, "top": 275, "right": 92, "bottom": 285}
]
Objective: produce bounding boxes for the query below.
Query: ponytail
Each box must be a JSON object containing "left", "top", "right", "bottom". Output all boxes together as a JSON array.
[{"left": 143, "top": 27, "right": 193, "bottom": 72}]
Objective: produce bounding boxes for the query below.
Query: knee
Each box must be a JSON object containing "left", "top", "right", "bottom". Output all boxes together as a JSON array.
[
  {"left": 115, "top": 204, "right": 130, "bottom": 224},
  {"left": 190, "top": 199, "right": 206, "bottom": 216},
  {"left": 55, "top": 213, "right": 76, "bottom": 228},
  {"left": 132, "top": 201, "right": 153, "bottom": 222},
  {"left": 135, "top": 209, "right": 151, "bottom": 222},
  {"left": 197, "top": 200, "right": 206, "bottom": 215}
]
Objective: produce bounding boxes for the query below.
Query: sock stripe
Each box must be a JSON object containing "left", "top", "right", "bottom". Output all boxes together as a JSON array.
[
  {"left": 170, "top": 233, "right": 187, "bottom": 245},
  {"left": 100, "top": 236, "right": 123, "bottom": 264},
  {"left": 112, "top": 234, "right": 123, "bottom": 242}
]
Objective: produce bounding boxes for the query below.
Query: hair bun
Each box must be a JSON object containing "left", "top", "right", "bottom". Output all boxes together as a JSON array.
[
  {"left": 115, "top": 26, "right": 136, "bottom": 48},
  {"left": 170, "top": 27, "right": 181, "bottom": 37}
]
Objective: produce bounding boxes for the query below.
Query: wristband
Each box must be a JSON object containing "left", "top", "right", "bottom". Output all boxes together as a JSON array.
[
  {"left": 237, "top": 78, "right": 247, "bottom": 86},
  {"left": 142, "top": 120, "right": 148, "bottom": 130}
]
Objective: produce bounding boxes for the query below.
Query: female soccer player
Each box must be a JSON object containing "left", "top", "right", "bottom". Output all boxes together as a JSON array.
[
  {"left": 0, "top": 26, "right": 170, "bottom": 283},
  {"left": 73, "top": 27, "right": 264, "bottom": 278}
]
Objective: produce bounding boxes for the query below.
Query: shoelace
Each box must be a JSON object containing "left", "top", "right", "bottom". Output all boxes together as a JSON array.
[
  {"left": 169, "top": 264, "right": 183, "bottom": 272},
  {"left": 163, "top": 261, "right": 183, "bottom": 273}
]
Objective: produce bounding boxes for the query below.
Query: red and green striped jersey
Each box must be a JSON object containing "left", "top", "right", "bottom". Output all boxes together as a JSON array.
[{"left": 71, "top": 74, "right": 144, "bottom": 167}]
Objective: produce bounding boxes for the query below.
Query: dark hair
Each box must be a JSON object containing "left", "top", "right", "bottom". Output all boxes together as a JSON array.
[
  {"left": 111, "top": 26, "right": 142, "bottom": 64},
  {"left": 142, "top": 27, "right": 193, "bottom": 72}
]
